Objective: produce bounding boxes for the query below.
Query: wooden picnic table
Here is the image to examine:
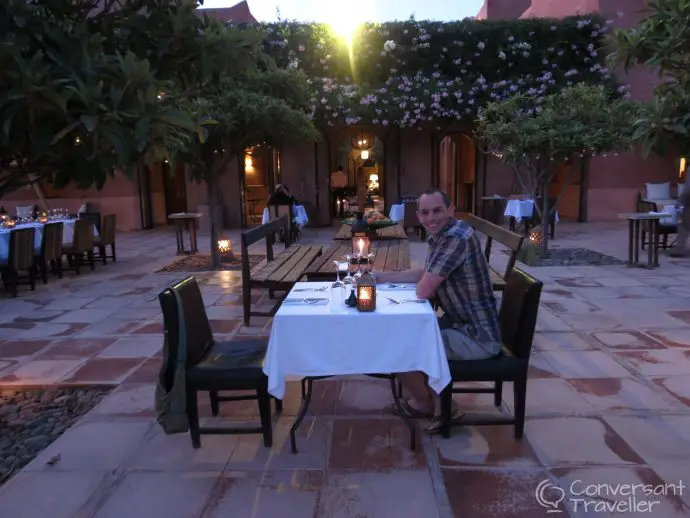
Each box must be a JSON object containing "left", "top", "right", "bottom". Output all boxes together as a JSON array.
[
  {"left": 333, "top": 223, "right": 408, "bottom": 241},
  {"left": 303, "top": 239, "right": 410, "bottom": 281}
]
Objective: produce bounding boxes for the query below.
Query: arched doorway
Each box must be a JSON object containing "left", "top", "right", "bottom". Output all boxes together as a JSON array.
[
  {"left": 438, "top": 133, "right": 476, "bottom": 212},
  {"left": 333, "top": 131, "right": 385, "bottom": 217}
]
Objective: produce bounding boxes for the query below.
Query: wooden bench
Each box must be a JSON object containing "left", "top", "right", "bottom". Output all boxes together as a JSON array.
[
  {"left": 241, "top": 216, "right": 322, "bottom": 325},
  {"left": 333, "top": 223, "right": 408, "bottom": 241},
  {"left": 461, "top": 213, "right": 524, "bottom": 292},
  {"left": 304, "top": 239, "right": 410, "bottom": 281}
]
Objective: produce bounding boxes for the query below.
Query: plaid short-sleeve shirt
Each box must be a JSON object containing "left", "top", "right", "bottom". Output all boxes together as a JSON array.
[{"left": 425, "top": 218, "right": 501, "bottom": 343}]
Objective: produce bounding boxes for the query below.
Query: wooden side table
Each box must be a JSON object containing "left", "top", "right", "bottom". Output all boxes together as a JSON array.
[
  {"left": 168, "top": 213, "right": 202, "bottom": 255},
  {"left": 618, "top": 213, "right": 664, "bottom": 268}
]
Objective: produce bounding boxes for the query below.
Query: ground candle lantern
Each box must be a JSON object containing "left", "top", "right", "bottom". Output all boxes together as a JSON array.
[
  {"left": 352, "top": 233, "right": 370, "bottom": 258},
  {"left": 356, "top": 271, "right": 376, "bottom": 312},
  {"left": 217, "top": 239, "right": 233, "bottom": 262}
]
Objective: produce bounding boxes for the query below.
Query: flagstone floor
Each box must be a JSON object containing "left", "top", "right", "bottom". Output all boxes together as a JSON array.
[{"left": 1, "top": 222, "right": 690, "bottom": 517}]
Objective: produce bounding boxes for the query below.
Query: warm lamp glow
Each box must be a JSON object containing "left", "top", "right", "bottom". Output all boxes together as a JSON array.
[
  {"left": 369, "top": 174, "right": 378, "bottom": 182},
  {"left": 680, "top": 157, "right": 686, "bottom": 178},
  {"left": 244, "top": 154, "right": 253, "bottom": 170},
  {"left": 360, "top": 150, "right": 369, "bottom": 160}
]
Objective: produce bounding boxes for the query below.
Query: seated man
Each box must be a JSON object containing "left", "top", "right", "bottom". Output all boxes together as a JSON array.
[
  {"left": 375, "top": 188, "right": 501, "bottom": 433},
  {"left": 268, "top": 184, "right": 296, "bottom": 206}
]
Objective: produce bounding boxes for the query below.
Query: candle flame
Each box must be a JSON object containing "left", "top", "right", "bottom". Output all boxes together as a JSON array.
[
  {"left": 358, "top": 238, "right": 364, "bottom": 253},
  {"left": 359, "top": 289, "right": 371, "bottom": 300}
]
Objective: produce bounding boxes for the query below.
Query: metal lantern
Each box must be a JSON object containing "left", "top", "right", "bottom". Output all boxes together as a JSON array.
[
  {"left": 356, "top": 271, "right": 376, "bottom": 312},
  {"left": 351, "top": 132, "right": 374, "bottom": 150},
  {"left": 352, "top": 233, "right": 370, "bottom": 257},
  {"left": 38, "top": 211, "right": 49, "bottom": 224},
  {"left": 528, "top": 225, "right": 543, "bottom": 246},
  {"left": 217, "top": 238, "right": 233, "bottom": 262}
]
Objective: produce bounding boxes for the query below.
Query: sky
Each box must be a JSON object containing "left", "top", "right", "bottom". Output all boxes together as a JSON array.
[{"left": 198, "top": 0, "right": 485, "bottom": 23}]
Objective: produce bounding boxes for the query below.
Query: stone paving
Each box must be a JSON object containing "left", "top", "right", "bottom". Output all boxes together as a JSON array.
[{"left": 0, "top": 222, "right": 690, "bottom": 517}]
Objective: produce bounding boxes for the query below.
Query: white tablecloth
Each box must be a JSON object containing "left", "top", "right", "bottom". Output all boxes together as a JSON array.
[
  {"left": 264, "top": 281, "right": 451, "bottom": 399},
  {"left": 261, "top": 205, "right": 308, "bottom": 227},
  {"left": 659, "top": 205, "right": 680, "bottom": 226},
  {"left": 388, "top": 204, "right": 405, "bottom": 222},
  {"left": 0, "top": 220, "right": 99, "bottom": 260},
  {"left": 504, "top": 199, "right": 559, "bottom": 224}
]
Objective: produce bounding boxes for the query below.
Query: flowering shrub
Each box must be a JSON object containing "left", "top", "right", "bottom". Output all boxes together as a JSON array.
[{"left": 249, "top": 15, "right": 619, "bottom": 128}]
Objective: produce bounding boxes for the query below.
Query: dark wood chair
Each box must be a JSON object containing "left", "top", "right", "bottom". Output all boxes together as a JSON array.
[
  {"left": 0, "top": 227, "right": 36, "bottom": 297},
  {"left": 268, "top": 204, "right": 298, "bottom": 243},
  {"left": 62, "top": 219, "right": 95, "bottom": 274},
  {"left": 158, "top": 276, "right": 282, "bottom": 449},
  {"left": 78, "top": 212, "right": 101, "bottom": 234},
  {"left": 440, "top": 268, "right": 543, "bottom": 439},
  {"left": 37, "top": 222, "right": 63, "bottom": 283},
  {"left": 94, "top": 214, "right": 117, "bottom": 264}
]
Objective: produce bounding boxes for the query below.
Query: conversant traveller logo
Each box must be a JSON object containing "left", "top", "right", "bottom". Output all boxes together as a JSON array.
[{"left": 535, "top": 478, "right": 686, "bottom": 514}]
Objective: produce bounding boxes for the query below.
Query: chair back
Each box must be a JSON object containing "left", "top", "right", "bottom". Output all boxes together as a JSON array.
[
  {"left": 100, "top": 214, "right": 117, "bottom": 245},
  {"left": 79, "top": 212, "right": 101, "bottom": 234},
  {"left": 41, "top": 222, "right": 64, "bottom": 262},
  {"left": 158, "top": 276, "right": 214, "bottom": 381},
  {"left": 403, "top": 202, "right": 418, "bottom": 228},
  {"left": 498, "top": 268, "right": 543, "bottom": 360},
  {"left": 8, "top": 227, "right": 36, "bottom": 270},
  {"left": 72, "top": 219, "right": 95, "bottom": 252}
]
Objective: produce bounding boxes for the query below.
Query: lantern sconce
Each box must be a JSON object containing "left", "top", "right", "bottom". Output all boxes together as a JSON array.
[
  {"left": 356, "top": 271, "right": 376, "bottom": 312},
  {"left": 360, "top": 149, "right": 369, "bottom": 160},
  {"left": 244, "top": 153, "right": 253, "bottom": 171}
]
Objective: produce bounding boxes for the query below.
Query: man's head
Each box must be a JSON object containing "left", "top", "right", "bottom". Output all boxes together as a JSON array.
[{"left": 416, "top": 188, "right": 454, "bottom": 235}]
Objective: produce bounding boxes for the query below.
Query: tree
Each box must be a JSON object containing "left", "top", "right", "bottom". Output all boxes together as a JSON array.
[
  {"left": 475, "top": 83, "right": 638, "bottom": 255},
  {"left": 181, "top": 67, "right": 319, "bottom": 266},
  {"left": 0, "top": 0, "right": 203, "bottom": 198},
  {"left": 608, "top": 0, "right": 690, "bottom": 158}
]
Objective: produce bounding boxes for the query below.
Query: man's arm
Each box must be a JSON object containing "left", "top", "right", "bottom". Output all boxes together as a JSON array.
[
  {"left": 416, "top": 235, "right": 467, "bottom": 300},
  {"left": 375, "top": 268, "right": 424, "bottom": 284}
]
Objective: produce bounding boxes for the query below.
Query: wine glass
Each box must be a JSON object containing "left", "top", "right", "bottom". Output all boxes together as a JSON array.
[
  {"left": 353, "top": 252, "right": 364, "bottom": 280},
  {"left": 342, "top": 254, "right": 355, "bottom": 285},
  {"left": 330, "top": 261, "right": 346, "bottom": 306}
]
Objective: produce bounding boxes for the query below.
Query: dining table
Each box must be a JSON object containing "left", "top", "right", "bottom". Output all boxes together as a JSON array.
[
  {"left": 0, "top": 219, "right": 99, "bottom": 260},
  {"left": 263, "top": 281, "right": 451, "bottom": 453}
]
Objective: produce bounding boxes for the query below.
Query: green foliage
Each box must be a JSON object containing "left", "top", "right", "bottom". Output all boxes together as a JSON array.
[
  {"left": 252, "top": 15, "right": 620, "bottom": 127},
  {"left": 476, "top": 83, "right": 638, "bottom": 167},
  {"left": 0, "top": 0, "right": 205, "bottom": 196},
  {"left": 608, "top": 0, "right": 690, "bottom": 157}
]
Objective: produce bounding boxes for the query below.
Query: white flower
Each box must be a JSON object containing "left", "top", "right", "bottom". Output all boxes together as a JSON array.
[{"left": 383, "top": 40, "right": 397, "bottom": 52}]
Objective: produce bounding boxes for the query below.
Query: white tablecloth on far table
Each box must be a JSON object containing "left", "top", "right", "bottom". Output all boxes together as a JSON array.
[
  {"left": 388, "top": 204, "right": 405, "bottom": 222},
  {"left": 504, "top": 199, "right": 559, "bottom": 224},
  {"left": 0, "top": 219, "right": 99, "bottom": 260},
  {"left": 261, "top": 205, "right": 308, "bottom": 227},
  {"left": 264, "top": 281, "right": 451, "bottom": 399}
]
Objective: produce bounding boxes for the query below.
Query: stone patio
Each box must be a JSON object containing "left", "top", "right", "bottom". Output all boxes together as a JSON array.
[{"left": 1, "top": 221, "right": 690, "bottom": 517}]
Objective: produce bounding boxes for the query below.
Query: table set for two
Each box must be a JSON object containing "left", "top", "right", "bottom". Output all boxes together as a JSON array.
[{"left": 263, "top": 259, "right": 451, "bottom": 452}]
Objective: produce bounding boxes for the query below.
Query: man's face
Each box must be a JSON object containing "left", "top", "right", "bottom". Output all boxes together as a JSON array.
[{"left": 416, "top": 193, "right": 454, "bottom": 235}]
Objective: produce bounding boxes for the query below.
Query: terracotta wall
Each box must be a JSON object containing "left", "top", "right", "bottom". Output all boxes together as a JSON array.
[
  {"left": 477, "top": 0, "right": 532, "bottom": 20},
  {"left": 0, "top": 170, "right": 142, "bottom": 230}
]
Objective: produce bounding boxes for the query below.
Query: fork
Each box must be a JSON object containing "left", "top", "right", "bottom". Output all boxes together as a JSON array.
[{"left": 385, "top": 296, "right": 427, "bottom": 304}]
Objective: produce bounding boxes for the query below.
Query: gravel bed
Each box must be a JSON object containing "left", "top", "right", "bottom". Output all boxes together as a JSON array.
[
  {"left": 508, "top": 247, "right": 626, "bottom": 267},
  {"left": 0, "top": 387, "right": 112, "bottom": 486}
]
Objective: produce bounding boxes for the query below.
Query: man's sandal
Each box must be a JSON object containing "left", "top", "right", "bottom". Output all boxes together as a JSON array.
[{"left": 425, "top": 408, "right": 466, "bottom": 434}]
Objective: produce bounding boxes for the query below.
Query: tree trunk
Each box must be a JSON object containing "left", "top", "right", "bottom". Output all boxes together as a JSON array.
[
  {"left": 540, "top": 176, "right": 550, "bottom": 257},
  {"left": 206, "top": 166, "right": 221, "bottom": 268}
]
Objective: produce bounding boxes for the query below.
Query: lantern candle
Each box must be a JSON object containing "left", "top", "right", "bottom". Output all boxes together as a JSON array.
[
  {"left": 217, "top": 239, "right": 233, "bottom": 262},
  {"left": 351, "top": 233, "right": 370, "bottom": 259},
  {"left": 356, "top": 271, "right": 376, "bottom": 312}
]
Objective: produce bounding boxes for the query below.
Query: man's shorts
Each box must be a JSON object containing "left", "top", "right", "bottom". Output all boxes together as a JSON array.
[{"left": 439, "top": 319, "right": 501, "bottom": 361}]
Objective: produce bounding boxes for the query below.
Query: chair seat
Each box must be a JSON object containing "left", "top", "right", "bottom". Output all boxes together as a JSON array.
[
  {"left": 448, "top": 345, "right": 527, "bottom": 382},
  {"left": 187, "top": 338, "right": 268, "bottom": 385}
]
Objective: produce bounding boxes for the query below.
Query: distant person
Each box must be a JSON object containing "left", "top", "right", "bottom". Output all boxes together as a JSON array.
[
  {"left": 268, "top": 184, "right": 295, "bottom": 206},
  {"left": 330, "top": 165, "right": 348, "bottom": 189}
]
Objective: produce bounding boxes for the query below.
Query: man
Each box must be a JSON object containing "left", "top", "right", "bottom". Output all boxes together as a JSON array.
[
  {"left": 670, "top": 183, "right": 690, "bottom": 257},
  {"left": 268, "top": 184, "right": 296, "bottom": 206},
  {"left": 375, "top": 188, "right": 502, "bottom": 433},
  {"left": 330, "top": 165, "right": 348, "bottom": 189}
]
